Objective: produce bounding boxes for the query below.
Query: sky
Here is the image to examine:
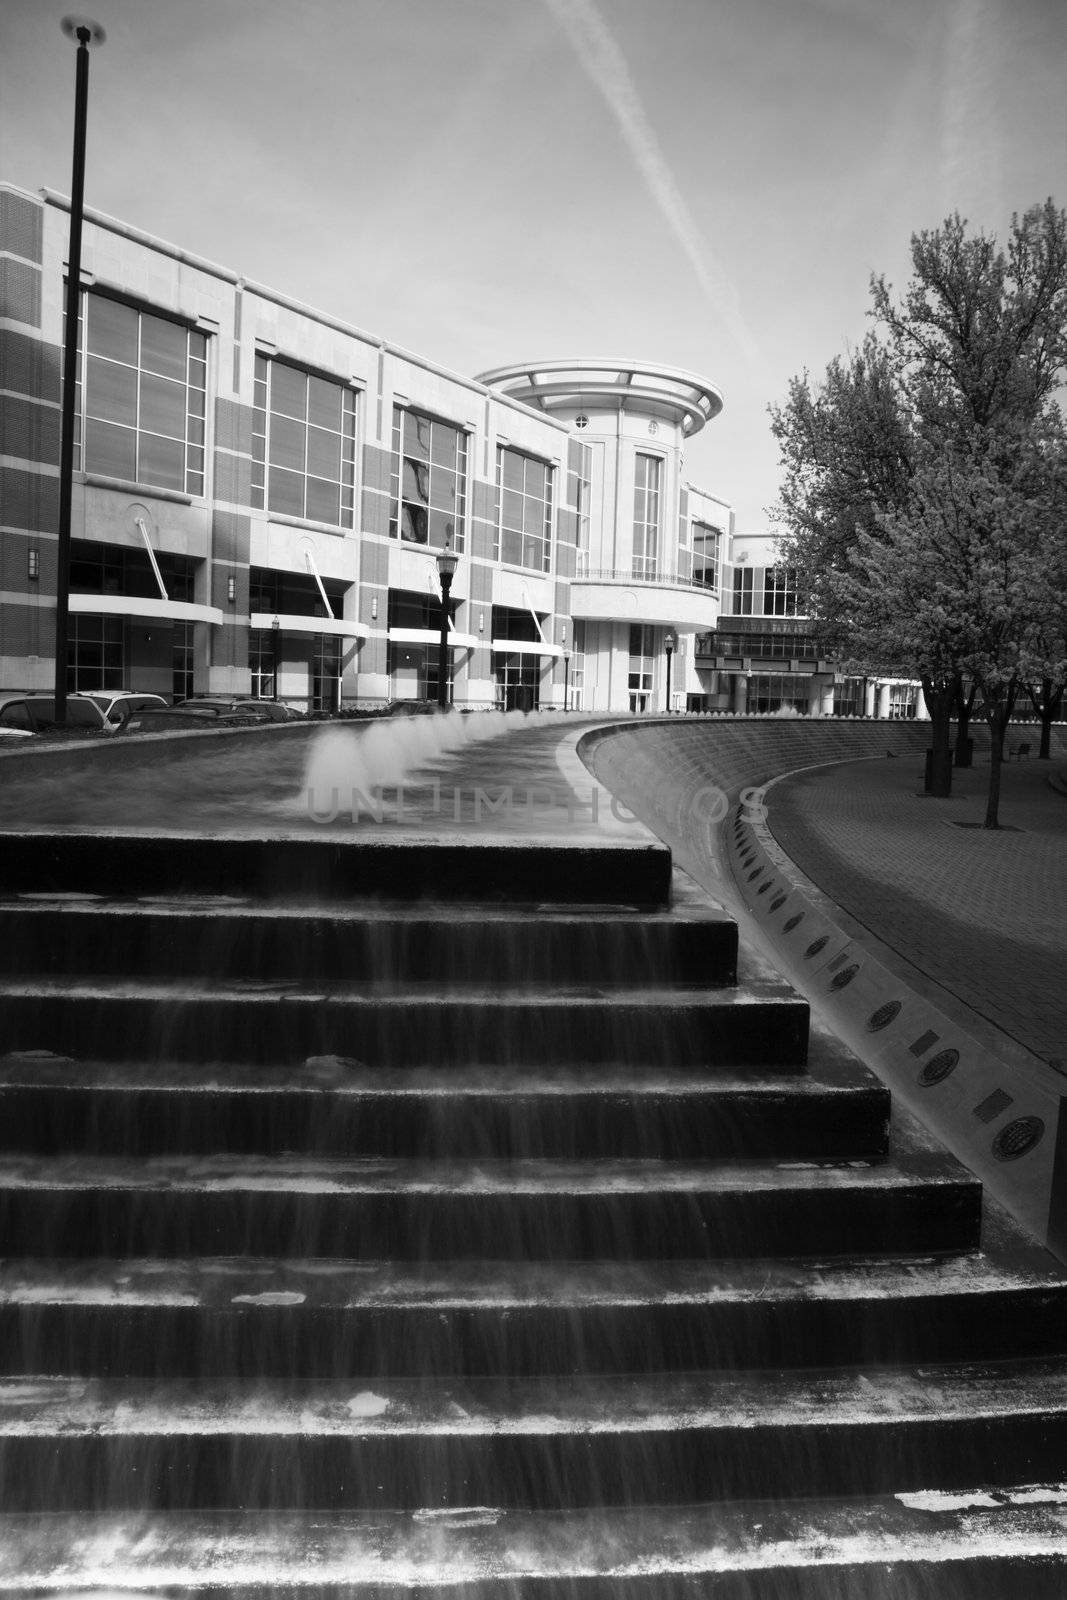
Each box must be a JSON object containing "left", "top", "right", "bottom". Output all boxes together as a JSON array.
[{"left": 3, "top": 0, "right": 1066, "bottom": 529}]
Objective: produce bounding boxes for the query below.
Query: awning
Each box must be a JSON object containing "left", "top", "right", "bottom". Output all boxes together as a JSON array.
[
  {"left": 250, "top": 611, "right": 367, "bottom": 640},
  {"left": 490, "top": 638, "right": 565, "bottom": 659},
  {"left": 69, "top": 595, "right": 225, "bottom": 626},
  {"left": 388, "top": 627, "right": 480, "bottom": 650}
]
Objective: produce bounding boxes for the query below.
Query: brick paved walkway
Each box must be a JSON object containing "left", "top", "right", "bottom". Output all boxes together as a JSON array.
[{"left": 768, "top": 752, "right": 1067, "bottom": 1068}]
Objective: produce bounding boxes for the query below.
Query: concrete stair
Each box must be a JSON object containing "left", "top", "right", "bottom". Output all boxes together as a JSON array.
[{"left": 0, "top": 831, "right": 1065, "bottom": 1593}]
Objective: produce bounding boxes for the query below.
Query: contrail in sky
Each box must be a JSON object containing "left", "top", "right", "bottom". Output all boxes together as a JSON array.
[{"left": 544, "top": 0, "right": 760, "bottom": 361}]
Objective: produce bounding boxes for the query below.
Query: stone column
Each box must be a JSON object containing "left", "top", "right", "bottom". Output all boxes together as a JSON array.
[
  {"left": 732, "top": 673, "right": 748, "bottom": 714},
  {"left": 876, "top": 682, "right": 891, "bottom": 719}
]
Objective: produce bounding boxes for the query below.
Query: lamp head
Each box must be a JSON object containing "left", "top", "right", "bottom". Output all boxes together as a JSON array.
[
  {"left": 436, "top": 539, "right": 459, "bottom": 581},
  {"left": 61, "top": 16, "right": 107, "bottom": 44},
  {"left": 665, "top": 630, "right": 676, "bottom": 655}
]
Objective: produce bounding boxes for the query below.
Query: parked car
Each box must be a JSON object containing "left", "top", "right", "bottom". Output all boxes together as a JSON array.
[
  {"left": 0, "top": 694, "right": 110, "bottom": 736},
  {"left": 176, "top": 697, "right": 294, "bottom": 723},
  {"left": 123, "top": 697, "right": 297, "bottom": 735},
  {"left": 72, "top": 690, "right": 169, "bottom": 730}
]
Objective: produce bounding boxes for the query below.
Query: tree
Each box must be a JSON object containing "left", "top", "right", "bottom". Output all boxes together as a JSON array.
[
  {"left": 770, "top": 202, "right": 1067, "bottom": 812},
  {"left": 862, "top": 435, "right": 1064, "bottom": 826}
]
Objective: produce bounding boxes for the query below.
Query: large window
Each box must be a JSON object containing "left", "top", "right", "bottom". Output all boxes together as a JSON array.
[
  {"left": 71, "top": 292, "right": 206, "bottom": 495},
  {"left": 68, "top": 615, "right": 124, "bottom": 691},
  {"left": 628, "top": 623, "right": 655, "bottom": 712},
  {"left": 764, "top": 566, "right": 799, "bottom": 616},
  {"left": 496, "top": 448, "right": 554, "bottom": 572},
  {"left": 567, "top": 439, "right": 593, "bottom": 552},
  {"left": 748, "top": 674, "right": 811, "bottom": 714},
  {"left": 692, "top": 522, "right": 721, "bottom": 592},
  {"left": 729, "top": 565, "right": 800, "bottom": 616},
  {"left": 390, "top": 409, "right": 468, "bottom": 551},
  {"left": 252, "top": 358, "right": 356, "bottom": 526},
  {"left": 632, "top": 454, "right": 661, "bottom": 579}
]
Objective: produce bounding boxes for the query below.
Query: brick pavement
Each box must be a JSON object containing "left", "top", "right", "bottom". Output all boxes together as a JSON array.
[{"left": 768, "top": 751, "right": 1067, "bottom": 1067}]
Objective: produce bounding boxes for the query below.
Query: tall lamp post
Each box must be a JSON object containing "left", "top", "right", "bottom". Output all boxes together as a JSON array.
[
  {"left": 435, "top": 540, "right": 458, "bottom": 709},
  {"left": 563, "top": 651, "right": 571, "bottom": 712},
  {"left": 271, "top": 615, "right": 280, "bottom": 702},
  {"left": 55, "top": 17, "right": 106, "bottom": 723},
  {"left": 664, "top": 630, "right": 676, "bottom": 714}
]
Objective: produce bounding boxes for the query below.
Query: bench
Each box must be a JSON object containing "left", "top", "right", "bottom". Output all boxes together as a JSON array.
[{"left": 1009, "top": 741, "right": 1031, "bottom": 761}]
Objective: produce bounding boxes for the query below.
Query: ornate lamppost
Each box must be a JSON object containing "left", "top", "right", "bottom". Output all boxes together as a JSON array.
[
  {"left": 55, "top": 17, "right": 106, "bottom": 722},
  {"left": 271, "top": 615, "right": 280, "bottom": 702},
  {"left": 435, "top": 540, "right": 458, "bottom": 709},
  {"left": 664, "top": 630, "right": 676, "bottom": 713}
]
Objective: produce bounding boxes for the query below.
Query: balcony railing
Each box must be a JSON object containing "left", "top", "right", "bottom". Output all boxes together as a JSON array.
[{"left": 575, "top": 566, "right": 719, "bottom": 594}]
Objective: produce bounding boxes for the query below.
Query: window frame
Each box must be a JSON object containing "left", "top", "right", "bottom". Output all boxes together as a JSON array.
[
  {"left": 495, "top": 445, "right": 555, "bottom": 574},
  {"left": 388, "top": 406, "right": 469, "bottom": 553},
  {"left": 251, "top": 355, "right": 357, "bottom": 528},
  {"left": 70, "top": 289, "right": 208, "bottom": 498}
]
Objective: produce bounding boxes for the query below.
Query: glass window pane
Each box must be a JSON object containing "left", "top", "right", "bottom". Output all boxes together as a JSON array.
[
  {"left": 140, "top": 372, "right": 186, "bottom": 439},
  {"left": 308, "top": 376, "right": 341, "bottom": 431},
  {"left": 524, "top": 459, "right": 546, "bottom": 499},
  {"left": 189, "top": 331, "right": 207, "bottom": 362},
  {"left": 430, "top": 422, "right": 459, "bottom": 468},
  {"left": 307, "top": 424, "right": 341, "bottom": 480},
  {"left": 267, "top": 466, "right": 305, "bottom": 517},
  {"left": 306, "top": 477, "right": 340, "bottom": 525},
  {"left": 140, "top": 314, "right": 187, "bottom": 380},
  {"left": 85, "top": 417, "right": 136, "bottom": 480},
  {"left": 501, "top": 450, "right": 524, "bottom": 491},
  {"left": 400, "top": 503, "right": 428, "bottom": 543},
  {"left": 270, "top": 414, "right": 306, "bottom": 473},
  {"left": 500, "top": 528, "right": 523, "bottom": 566},
  {"left": 87, "top": 297, "right": 138, "bottom": 363},
  {"left": 403, "top": 411, "right": 431, "bottom": 461},
  {"left": 433, "top": 467, "right": 458, "bottom": 509},
  {"left": 188, "top": 416, "right": 205, "bottom": 446},
  {"left": 523, "top": 494, "right": 543, "bottom": 535},
  {"left": 86, "top": 355, "right": 137, "bottom": 427},
  {"left": 139, "top": 431, "right": 185, "bottom": 491},
  {"left": 271, "top": 363, "right": 307, "bottom": 420},
  {"left": 428, "top": 507, "right": 457, "bottom": 547},
  {"left": 402, "top": 459, "right": 429, "bottom": 505},
  {"left": 502, "top": 489, "right": 523, "bottom": 529}
]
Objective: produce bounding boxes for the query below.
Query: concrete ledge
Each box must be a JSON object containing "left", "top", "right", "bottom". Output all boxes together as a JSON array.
[
  {"left": 0, "top": 830, "right": 673, "bottom": 906},
  {"left": 579, "top": 720, "right": 1067, "bottom": 1258}
]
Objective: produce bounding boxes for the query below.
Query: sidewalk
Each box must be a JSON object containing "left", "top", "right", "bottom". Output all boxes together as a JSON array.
[{"left": 767, "top": 753, "right": 1067, "bottom": 1068}]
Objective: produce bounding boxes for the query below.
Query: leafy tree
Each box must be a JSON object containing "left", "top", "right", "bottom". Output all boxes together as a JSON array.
[{"left": 770, "top": 202, "right": 1067, "bottom": 812}]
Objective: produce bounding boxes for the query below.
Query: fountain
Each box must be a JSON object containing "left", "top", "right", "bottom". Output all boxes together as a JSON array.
[{"left": 0, "top": 716, "right": 1065, "bottom": 1593}]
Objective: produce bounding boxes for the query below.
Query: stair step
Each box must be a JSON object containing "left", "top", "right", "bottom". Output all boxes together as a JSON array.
[
  {"left": 0, "top": 831, "right": 673, "bottom": 905},
  {"left": 0, "top": 1359, "right": 1063, "bottom": 1509},
  {"left": 3, "top": 1489, "right": 1066, "bottom": 1596},
  {"left": 0, "top": 898, "right": 738, "bottom": 984},
  {"left": 0, "top": 980, "right": 810, "bottom": 1067},
  {"left": 1, "top": 1247, "right": 1064, "bottom": 1376},
  {"left": 0, "top": 1044, "right": 888, "bottom": 1159},
  {"left": 0, "top": 1149, "right": 981, "bottom": 1258}
]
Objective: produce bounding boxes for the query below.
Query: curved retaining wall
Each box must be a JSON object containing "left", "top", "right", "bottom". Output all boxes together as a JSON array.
[{"left": 581, "top": 717, "right": 1065, "bottom": 1258}]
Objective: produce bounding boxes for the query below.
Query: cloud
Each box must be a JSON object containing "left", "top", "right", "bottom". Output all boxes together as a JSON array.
[{"left": 543, "top": 0, "right": 760, "bottom": 361}]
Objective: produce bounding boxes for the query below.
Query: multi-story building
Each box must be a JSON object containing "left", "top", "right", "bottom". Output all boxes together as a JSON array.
[{"left": 0, "top": 180, "right": 917, "bottom": 717}]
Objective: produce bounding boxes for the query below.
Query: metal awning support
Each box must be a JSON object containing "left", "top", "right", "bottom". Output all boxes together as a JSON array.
[
  {"left": 304, "top": 550, "right": 335, "bottom": 620},
  {"left": 136, "top": 518, "right": 168, "bottom": 602},
  {"left": 522, "top": 587, "right": 547, "bottom": 645}
]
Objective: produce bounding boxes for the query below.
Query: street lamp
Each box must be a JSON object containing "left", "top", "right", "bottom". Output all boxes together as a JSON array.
[
  {"left": 664, "top": 630, "right": 676, "bottom": 713},
  {"left": 563, "top": 651, "right": 571, "bottom": 712},
  {"left": 271, "top": 615, "right": 280, "bottom": 702},
  {"left": 435, "top": 539, "right": 459, "bottom": 710},
  {"left": 55, "top": 16, "right": 106, "bottom": 723}
]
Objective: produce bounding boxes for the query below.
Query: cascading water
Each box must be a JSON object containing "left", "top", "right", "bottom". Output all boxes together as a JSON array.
[{"left": 0, "top": 716, "right": 1065, "bottom": 1594}]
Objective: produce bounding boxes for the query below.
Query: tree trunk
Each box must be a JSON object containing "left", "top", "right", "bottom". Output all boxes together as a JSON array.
[
  {"left": 954, "top": 678, "right": 977, "bottom": 767},
  {"left": 922, "top": 674, "right": 955, "bottom": 797},
  {"left": 1027, "top": 678, "right": 1063, "bottom": 760},
  {"left": 983, "top": 683, "right": 1018, "bottom": 830}
]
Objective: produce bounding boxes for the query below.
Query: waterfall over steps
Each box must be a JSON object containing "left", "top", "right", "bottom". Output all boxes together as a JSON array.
[{"left": 0, "top": 831, "right": 1065, "bottom": 1595}]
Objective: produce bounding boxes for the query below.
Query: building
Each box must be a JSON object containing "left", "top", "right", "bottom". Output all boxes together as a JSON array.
[{"left": 0, "top": 180, "right": 915, "bottom": 717}]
